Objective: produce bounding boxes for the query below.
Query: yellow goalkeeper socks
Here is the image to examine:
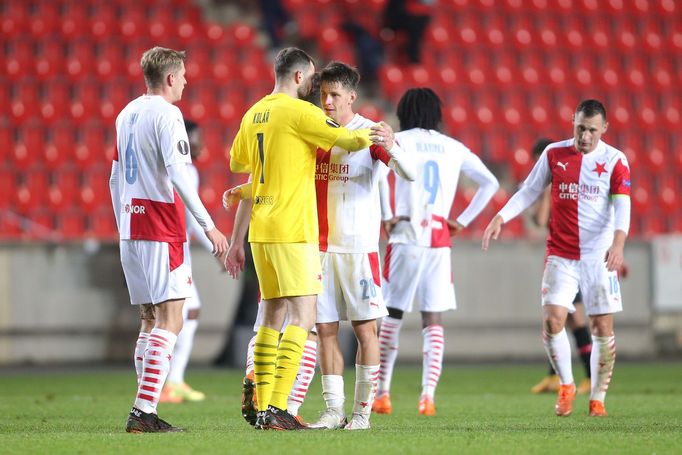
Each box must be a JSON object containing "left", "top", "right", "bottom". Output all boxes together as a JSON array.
[
  {"left": 253, "top": 326, "right": 279, "bottom": 410},
  {"left": 269, "top": 325, "right": 308, "bottom": 411}
]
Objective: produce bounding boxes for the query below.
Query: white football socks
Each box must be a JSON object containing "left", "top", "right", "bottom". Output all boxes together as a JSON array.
[
  {"left": 377, "top": 316, "right": 402, "bottom": 396},
  {"left": 166, "top": 318, "right": 197, "bottom": 384},
  {"left": 543, "top": 328, "right": 574, "bottom": 385},
  {"left": 421, "top": 325, "right": 444, "bottom": 399},
  {"left": 245, "top": 335, "right": 256, "bottom": 376},
  {"left": 590, "top": 334, "right": 616, "bottom": 403},
  {"left": 352, "top": 364, "right": 379, "bottom": 417},
  {"left": 321, "top": 374, "right": 345, "bottom": 410},
  {"left": 134, "top": 328, "right": 177, "bottom": 414},
  {"left": 287, "top": 339, "right": 317, "bottom": 416},
  {"left": 134, "top": 331, "right": 149, "bottom": 385}
]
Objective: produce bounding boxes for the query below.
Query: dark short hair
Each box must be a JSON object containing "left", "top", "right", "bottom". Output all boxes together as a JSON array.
[
  {"left": 320, "top": 61, "right": 360, "bottom": 91},
  {"left": 532, "top": 138, "right": 553, "bottom": 159},
  {"left": 274, "top": 47, "right": 314, "bottom": 80},
  {"left": 576, "top": 99, "right": 607, "bottom": 121},
  {"left": 397, "top": 88, "right": 442, "bottom": 131}
]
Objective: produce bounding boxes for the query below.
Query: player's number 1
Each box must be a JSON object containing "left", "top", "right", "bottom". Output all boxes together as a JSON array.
[
  {"left": 424, "top": 160, "right": 440, "bottom": 203},
  {"left": 257, "top": 133, "right": 265, "bottom": 184}
]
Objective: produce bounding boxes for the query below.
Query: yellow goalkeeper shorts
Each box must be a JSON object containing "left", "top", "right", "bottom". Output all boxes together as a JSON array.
[{"left": 251, "top": 242, "right": 322, "bottom": 300}]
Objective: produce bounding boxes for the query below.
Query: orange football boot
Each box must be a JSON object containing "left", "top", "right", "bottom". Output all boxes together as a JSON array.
[
  {"left": 418, "top": 396, "right": 436, "bottom": 416},
  {"left": 372, "top": 393, "right": 392, "bottom": 414},
  {"left": 589, "top": 400, "right": 608, "bottom": 417},
  {"left": 555, "top": 383, "right": 577, "bottom": 417}
]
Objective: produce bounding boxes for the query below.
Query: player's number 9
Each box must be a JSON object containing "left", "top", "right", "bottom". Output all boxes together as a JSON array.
[
  {"left": 125, "top": 134, "right": 138, "bottom": 184},
  {"left": 257, "top": 133, "right": 265, "bottom": 184},
  {"left": 424, "top": 160, "right": 440, "bottom": 204}
]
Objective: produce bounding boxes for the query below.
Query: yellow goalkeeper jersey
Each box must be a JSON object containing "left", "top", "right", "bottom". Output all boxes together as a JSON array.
[{"left": 230, "top": 93, "right": 371, "bottom": 243}]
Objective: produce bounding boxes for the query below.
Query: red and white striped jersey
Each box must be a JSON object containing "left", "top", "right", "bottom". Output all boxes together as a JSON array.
[
  {"left": 500, "top": 139, "right": 631, "bottom": 260},
  {"left": 114, "top": 95, "right": 191, "bottom": 242},
  {"left": 389, "top": 128, "right": 498, "bottom": 248},
  {"left": 315, "top": 113, "right": 391, "bottom": 253}
]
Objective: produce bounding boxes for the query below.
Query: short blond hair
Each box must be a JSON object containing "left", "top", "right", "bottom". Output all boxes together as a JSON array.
[{"left": 140, "top": 46, "right": 186, "bottom": 89}]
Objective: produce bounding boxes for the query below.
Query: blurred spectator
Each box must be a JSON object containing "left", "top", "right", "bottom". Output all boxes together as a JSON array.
[
  {"left": 383, "top": 0, "right": 433, "bottom": 64},
  {"left": 257, "top": 0, "right": 296, "bottom": 48}
]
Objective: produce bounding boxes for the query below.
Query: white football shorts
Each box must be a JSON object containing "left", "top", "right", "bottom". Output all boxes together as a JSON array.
[
  {"left": 316, "top": 251, "right": 388, "bottom": 323},
  {"left": 541, "top": 255, "right": 623, "bottom": 315},
  {"left": 383, "top": 243, "right": 456, "bottom": 313},
  {"left": 120, "top": 239, "right": 192, "bottom": 305}
]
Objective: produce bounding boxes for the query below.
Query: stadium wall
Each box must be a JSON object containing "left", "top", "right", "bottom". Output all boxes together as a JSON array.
[{"left": 0, "top": 241, "right": 659, "bottom": 365}]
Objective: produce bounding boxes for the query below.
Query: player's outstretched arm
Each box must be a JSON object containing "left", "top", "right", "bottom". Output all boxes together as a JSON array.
[{"left": 482, "top": 214, "right": 504, "bottom": 251}]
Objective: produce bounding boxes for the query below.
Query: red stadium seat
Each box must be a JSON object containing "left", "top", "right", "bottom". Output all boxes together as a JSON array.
[
  {"left": 75, "top": 121, "right": 107, "bottom": 170},
  {"left": 0, "top": 1, "right": 28, "bottom": 39},
  {"left": 60, "top": 1, "right": 88, "bottom": 40},
  {"left": 120, "top": 5, "right": 147, "bottom": 42},
  {"left": 57, "top": 209, "right": 86, "bottom": 240},
  {"left": 88, "top": 207, "right": 117, "bottom": 240},
  {"left": 96, "top": 42, "right": 125, "bottom": 81},
  {"left": 81, "top": 165, "right": 112, "bottom": 214},
  {"left": 100, "top": 78, "right": 133, "bottom": 123},
  {"left": 13, "top": 119, "right": 45, "bottom": 171},
  {"left": 29, "top": 1, "right": 59, "bottom": 39},
  {"left": 66, "top": 39, "right": 96, "bottom": 81},
  {"left": 11, "top": 78, "right": 40, "bottom": 124},
  {"left": 0, "top": 167, "right": 17, "bottom": 209},
  {"left": 484, "top": 14, "right": 507, "bottom": 47},
  {"left": 15, "top": 170, "right": 49, "bottom": 212},
  {"left": 35, "top": 39, "right": 66, "bottom": 81},
  {"left": 71, "top": 78, "right": 101, "bottom": 124},
  {"left": 41, "top": 77, "right": 71, "bottom": 125},
  {"left": 44, "top": 121, "right": 76, "bottom": 171},
  {"left": 91, "top": 4, "right": 119, "bottom": 41}
]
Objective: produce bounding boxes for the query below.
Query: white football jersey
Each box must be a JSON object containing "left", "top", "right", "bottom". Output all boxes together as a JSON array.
[
  {"left": 500, "top": 139, "right": 631, "bottom": 260},
  {"left": 389, "top": 128, "right": 498, "bottom": 248},
  {"left": 315, "top": 113, "right": 390, "bottom": 253},
  {"left": 114, "top": 95, "right": 191, "bottom": 242}
]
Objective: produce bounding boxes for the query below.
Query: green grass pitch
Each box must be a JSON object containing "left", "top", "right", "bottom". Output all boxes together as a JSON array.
[{"left": 1, "top": 362, "right": 681, "bottom": 454}]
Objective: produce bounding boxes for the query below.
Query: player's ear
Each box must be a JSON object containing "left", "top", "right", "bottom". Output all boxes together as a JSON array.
[
  {"left": 602, "top": 120, "right": 609, "bottom": 133},
  {"left": 349, "top": 90, "right": 357, "bottom": 104}
]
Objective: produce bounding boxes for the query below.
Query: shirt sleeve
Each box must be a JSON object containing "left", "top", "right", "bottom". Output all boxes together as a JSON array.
[
  {"left": 168, "top": 162, "right": 215, "bottom": 232},
  {"left": 229, "top": 125, "right": 252, "bottom": 174},
  {"left": 184, "top": 165, "right": 214, "bottom": 252},
  {"left": 296, "top": 106, "right": 372, "bottom": 151},
  {"left": 455, "top": 151, "right": 499, "bottom": 227},
  {"left": 610, "top": 154, "right": 631, "bottom": 196},
  {"left": 613, "top": 195, "right": 630, "bottom": 235},
  {"left": 378, "top": 170, "right": 394, "bottom": 221},
  {"left": 498, "top": 150, "right": 552, "bottom": 223},
  {"left": 109, "top": 159, "right": 121, "bottom": 231},
  {"left": 159, "top": 108, "right": 192, "bottom": 167}
]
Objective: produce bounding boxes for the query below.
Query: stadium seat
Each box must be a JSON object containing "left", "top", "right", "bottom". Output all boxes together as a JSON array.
[
  {"left": 0, "top": 167, "right": 16, "bottom": 209},
  {"left": 0, "top": 1, "right": 28, "bottom": 39},
  {"left": 44, "top": 121, "right": 76, "bottom": 171},
  {"left": 66, "top": 39, "right": 96, "bottom": 81},
  {"left": 11, "top": 78, "right": 40, "bottom": 124},
  {"left": 71, "top": 78, "right": 101, "bottom": 124},
  {"left": 75, "top": 121, "right": 107, "bottom": 170},
  {"left": 59, "top": 1, "right": 88, "bottom": 40},
  {"left": 57, "top": 209, "right": 86, "bottom": 240},
  {"left": 13, "top": 119, "right": 45, "bottom": 171},
  {"left": 88, "top": 207, "right": 117, "bottom": 240},
  {"left": 81, "top": 165, "right": 112, "bottom": 214},
  {"left": 15, "top": 170, "right": 48, "bottom": 212},
  {"left": 41, "top": 77, "right": 71, "bottom": 125},
  {"left": 90, "top": 4, "right": 119, "bottom": 41},
  {"left": 97, "top": 42, "right": 125, "bottom": 81}
]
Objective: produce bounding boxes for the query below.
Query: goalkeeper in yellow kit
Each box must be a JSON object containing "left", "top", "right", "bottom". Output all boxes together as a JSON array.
[{"left": 228, "top": 47, "right": 389, "bottom": 430}]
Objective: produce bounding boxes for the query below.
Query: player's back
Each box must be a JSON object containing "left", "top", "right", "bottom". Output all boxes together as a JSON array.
[
  {"left": 231, "top": 93, "right": 340, "bottom": 244},
  {"left": 115, "top": 95, "right": 189, "bottom": 242},
  {"left": 390, "top": 128, "right": 469, "bottom": 247}
]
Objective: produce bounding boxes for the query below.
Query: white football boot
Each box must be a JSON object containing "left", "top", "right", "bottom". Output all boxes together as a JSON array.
[{"left": 307, "top": 407, "right": 347, "bottom": 429}]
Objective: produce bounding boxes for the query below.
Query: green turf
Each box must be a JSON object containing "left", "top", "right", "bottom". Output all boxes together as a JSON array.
[{"left": 1, "top": 362, "right": 681, "bottom": 454}]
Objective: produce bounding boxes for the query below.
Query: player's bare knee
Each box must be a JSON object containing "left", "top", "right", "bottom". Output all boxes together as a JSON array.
[{"left": 543, "top": 315, "right": 565, "bottom": 335}]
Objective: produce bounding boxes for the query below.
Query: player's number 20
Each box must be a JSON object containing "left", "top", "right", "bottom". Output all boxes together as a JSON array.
[
  {"left": 424, "top": 160, "right": 440, "bottom": 203},
  {"left": 360, "top": 278, "right": 377, "bottom": 300}
]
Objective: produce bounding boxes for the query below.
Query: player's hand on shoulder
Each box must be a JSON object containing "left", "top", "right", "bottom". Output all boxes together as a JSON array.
[
  {"left": 370, "top": 121, "right": 395, "bottom": 150},
  {"left": 206, "top": 228, "right": 228, "bottom": 257},
  {"left": 222, "top": 182, "right": 251, "bottom": 210},
  {"left": 482, "top": 215, "right": 503, "bottom": 251}
]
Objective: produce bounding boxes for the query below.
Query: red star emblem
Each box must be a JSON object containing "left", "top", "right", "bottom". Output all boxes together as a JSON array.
[
  {"left": 167, "top": 354, "right": 172, "bottom": 361},
  {"left": 593, "top": 162, "right": 607, "bottom": 177},
  {"left": 421, "top": 219, "right": 429, "bottom": 228},
  {"left": 317, "top": 274, "right": 322, "bottom": 281},
  {"left": 187, "top": 276, "right": 193, "bottom": 285},
  {"left": 360, "top": 401, "right": 368, "bottom": 408}
]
